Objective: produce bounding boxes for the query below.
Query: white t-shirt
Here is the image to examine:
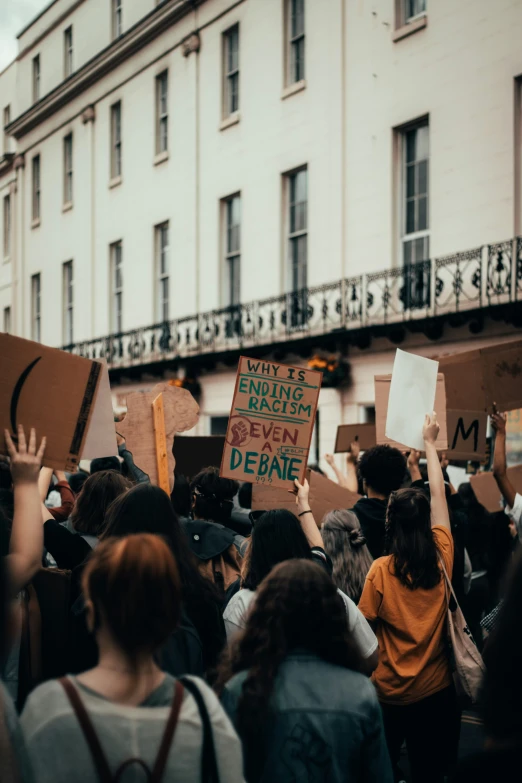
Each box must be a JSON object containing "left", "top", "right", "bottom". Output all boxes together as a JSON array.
[
  {"left": 506, "top": 492, "right": 522, "bottom": 538},
  {"left": 223, "top": 587, "right": 378, "bottom": 661}
]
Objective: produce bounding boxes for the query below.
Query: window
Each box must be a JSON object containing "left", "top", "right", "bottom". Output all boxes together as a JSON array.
[
  {"left": 32, "top": 155, "right": 41, "bottom": 223},
  {"left": 3, "top": 307, "right": 11, "bottom": 334},
  {"left": 63, "top": 261, "right": 73, "bottom": 344},
  {"left": 63, "top": 134, "right": 73, "bottom": 205},
  {"left": 155, "top": 71, "right": 168, "bottom": 155},
  {"left": 110, "top": 242, "right": 123, "bottom": 333},
  {"left": 155, "top": 223, "right": 169, "bottom": 321},
  {"left": 3, "top": 195, "right": 11, "bottom": 258},
  {"left": 32, "top": 55, "right": 41, "bottom": 102},
  {"left": 31, "top": 274, "right": 41, "bottom": 342},
  {"left": 287, "top": 168, "right": 308, "bottom": 292},
  {"left": 403, "top": 0, "right": 426, "bottom": 24},
  {"left": 64, "top": 26, "right": 73, "bottom": 77},
  {"left": 112, "top": 0, "right": 123, "bottom": 39},
  {"left": 110, "top": 102, "right": 122, "bottom": 179},
  {"left": 223, "top": 25, "right": 239, "bottom": 117},
  {"left": 222, "top": 194, "right": 241, "bottom": 307},
  {"left": 3, "top": 105, "right": 10, "bottom": 154},
  {"left": 286, "top": 0, "right": 305, "bottom": 84},
  {"left": 401, "top": 122, "right": 429, "bottom": 265}
]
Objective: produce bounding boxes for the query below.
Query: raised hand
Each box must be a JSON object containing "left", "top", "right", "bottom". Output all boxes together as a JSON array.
[
  {"left": 491, "top": 411, "right": 507, "bottom": 436},
  {"left": 407, "top": 449, "right": 421, "bottom": 469},
  {"left": 346, "top": 441, "right": 360, "bottom": 465},
  {"left": 230, "top": 420, "right": 248, "bottom": 446},
  {"left": 422, "top": 412, "right": 439, "bottom": 446},
  {"left": 324, "top": 453, "right": 335, "bottom": 467},
  {"left": 5, "top": 426, "right": 46, "bottom": 485}
]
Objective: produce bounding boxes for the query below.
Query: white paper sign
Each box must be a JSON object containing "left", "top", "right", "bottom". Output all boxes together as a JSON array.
[
  {"left": 81, "top": 361, "right": 118, "bottom": 459},
  {"left": 385, "top": 349, "right": 439, "bottom": 450}
]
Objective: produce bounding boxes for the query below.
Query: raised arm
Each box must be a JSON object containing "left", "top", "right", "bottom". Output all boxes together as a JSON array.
[
  {"left": 423, "top": 413, "right": 450, "bottom": 531},
  {"left": 38, "top": 466, "right": 53, "bottom": 502},
  {"left": 344, "top": 441, "right": 360, "bottom": 493},
  {"left": 324, "top": 453, "right": 346, "bottom": 486},
  {"left": 407, "top": 449, "right": 422, "bottom": 484},
  {"left": 5, "top": 426, "right": 47, "bottom": 595},
  {"left": 491, "top": 412, "right": 516, "bottom": 508},
  {"left": 293, "top": 478, "right": 323, "bottom": 549}
]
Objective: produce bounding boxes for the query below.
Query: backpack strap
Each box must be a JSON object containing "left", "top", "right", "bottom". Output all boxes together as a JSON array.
[
  {"left": 59, "top": 677, "right": 184, "bottom": 783},
  {"left": 179, "top": 677, "right": 220, "bottom": 783}
]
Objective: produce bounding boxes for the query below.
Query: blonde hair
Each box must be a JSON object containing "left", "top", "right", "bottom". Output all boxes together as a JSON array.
[{"left": 321, "top": 510, "right": 373, "bottom": 603}]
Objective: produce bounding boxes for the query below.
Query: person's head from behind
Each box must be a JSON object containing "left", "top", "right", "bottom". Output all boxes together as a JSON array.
[
  {"left": 190, "top": 466, "right": 238, "bottom": 525},
  {"left": 102, "top": 483, "right": 179, "bottom": 547},
  {"left": 70, "top": 470, "right": 131, "bottom": 537},
  {"left": 322, "top": 509, "right": 373, "bottom": 603},
  {"left": 82, "top": 534, "right": 181, "bottom": 667},
  {"left": 358, "top": 445, "right": 406, "bottom": 499},
  {"left": 242, "top": 509, "right": 312, "bottom": 590},
  {"left": 237, "top": 482, "right": 252, "bottom": 510},
  {"left": 385, "top": 487, "right": 440, "bottom": 590},
  {"left": 68, "top": 470, "right": 89, "bottom": 497},
  {"left": 90, "top": 456, "right": 122, "bottom": 475}
]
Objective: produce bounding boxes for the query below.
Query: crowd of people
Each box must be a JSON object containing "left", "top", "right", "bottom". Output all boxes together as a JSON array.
[{"left": 0, "top": 408, "right": 520, "bottom": 783}]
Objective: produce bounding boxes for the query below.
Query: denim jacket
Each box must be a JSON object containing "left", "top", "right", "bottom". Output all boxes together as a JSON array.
[{"left": 221, "top": 651, "right": 393, "bottom": 783}]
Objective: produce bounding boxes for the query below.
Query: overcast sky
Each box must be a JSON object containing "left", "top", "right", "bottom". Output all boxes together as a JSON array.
[{"left": 0, "top": 0, "right": 49, "bottom": 72}]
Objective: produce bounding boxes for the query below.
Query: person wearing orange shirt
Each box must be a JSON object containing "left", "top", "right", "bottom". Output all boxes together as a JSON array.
[{"left": 359, "top": 413, "right": 459, "bottom": 783}]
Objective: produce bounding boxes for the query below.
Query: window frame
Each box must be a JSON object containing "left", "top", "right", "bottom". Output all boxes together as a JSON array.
[
  {"left": 399, "top": 119, "right": 430, "bottom": 266},
  {"left": 64, "top": 26, "right": 73, "bottom": 77},
  {"left": 3, "top": 105, "right": 10, "bottom": 154},
  {"left": 221, "top": 193, "right": 241, "bottom": 308},
  {"left": 286, "top": 0, "right": 305, "bottom": 86},
  {"left": 155, "top": 71, "right": 169, "bottom": 155},
  {"left": 62, "top": 260, "right": 74, "bottom": 345},
  {"left": 3, "top": 306, "right": 11, "bottom": 334},
  {"left": 32, "top": 55, "right": 41, "bottom": 103},
  {"left": 3, "top": 194, "right": 11, "bottom": 259},
  {"left": 112, "top": 0, "right": 123, "bottom": 39},
  {"left": 110, "top": 101, "right": 122, "bottom": 180},
  {"left": 110, "top": 241, "right": 123, "bottom": 334},
  {"left": 31, "top": 273, "right": 41, "bottom": 342},
  {"left": 32, "top": 155, "right": 41, "bottom": 223},
  {"left": 403, "top": 0, "right": 426, "bottom": 25},
  {"left": 285, "top": 166, "right": 308, "bottom": 293},
  {"left": 223, "top": 25, "right": 240, "bottom": 118},
  {"left": 154, "top": 222, "right": 170, "bottom": 322},
  {"left": 63, "top": 133, "right": 73, "bottom": 206}
]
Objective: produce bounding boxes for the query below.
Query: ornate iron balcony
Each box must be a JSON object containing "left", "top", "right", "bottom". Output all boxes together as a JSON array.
[{"left": 64, "top": 237, "right": 522, "bottom": 370}]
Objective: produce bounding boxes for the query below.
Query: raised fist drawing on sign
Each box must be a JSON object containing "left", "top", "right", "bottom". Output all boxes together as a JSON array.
[{"left": 230, "top": 419, "right": 249, "bottom": 447}]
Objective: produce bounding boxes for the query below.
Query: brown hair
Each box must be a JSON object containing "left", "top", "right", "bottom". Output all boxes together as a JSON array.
[
  {"left": 322, "top": 509, "right": 373, "bottom": 604},
  {"left": 82, "top": 534, "right": 181, "bottom": 661},
  {"left": 71, "top": 470, "right": 131, "bottom": 536}
]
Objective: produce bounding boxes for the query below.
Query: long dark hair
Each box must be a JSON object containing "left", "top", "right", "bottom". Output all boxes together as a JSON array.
[
  {"left": 71, "top": 470, "right": 131, "bottom": 536},
  {"left": 215, "top": 560, "right": 364, "bottom": 778},
  {"left": 190, "top": 467, "right": 238, "bottom": 525},
  {"left": 322, "top": 509, "right": 373, "bottom": 603},
  {"left": 385, "top": 487, "right": 440, "bottom": 590},
  {"left": 241, "top": 509, "right": 312, "bottom": 591}
]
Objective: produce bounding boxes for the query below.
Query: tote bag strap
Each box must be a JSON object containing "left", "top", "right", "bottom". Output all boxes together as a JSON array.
[
  {"left": 438, "top": 553, "right": 459, "bottom": 611},
  {"left": 179, "top": 677, "right": 220, "bottom": 783}
]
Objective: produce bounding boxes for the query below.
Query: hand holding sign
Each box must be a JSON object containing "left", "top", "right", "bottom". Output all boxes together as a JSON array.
[{"left": 422, "top": 412, "right": 440, "bottom": 445}]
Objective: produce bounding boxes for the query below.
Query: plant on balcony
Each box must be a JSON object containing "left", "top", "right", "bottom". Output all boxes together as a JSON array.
[{"left": 307, "top": 355, "right": 351, "bottom": 389}]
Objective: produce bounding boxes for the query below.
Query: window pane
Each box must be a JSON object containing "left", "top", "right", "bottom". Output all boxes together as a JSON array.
[
  {"left": 291, "top": 0, "right": 305, "bottom": 37},
  {"left": 227, "top": 28, "right": 239, "bottom": 71},
  {"left": 406, "top": 199, "right": 415, "bottom": 234},
  {"left": 416, "top": 125, "right": 429, "bottom": 160},
  {"left": 417, "top": 160, "right": 428, "bottom": 196},
  {"left": 406, "top": 129, "right": 417, "bottom": 164},
  {"left": 406, "top": 164, "right": 415, "bottom": 199},
  {"left": 417, "top": 196, "right": 428, "bottom": 231}
]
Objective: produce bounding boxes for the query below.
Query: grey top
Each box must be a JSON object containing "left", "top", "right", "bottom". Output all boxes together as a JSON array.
[
  {"left": 21, "top": 674, "right": 244, "bottom": 783},
  {"left": 1, "top": 681, "right": 34, "bottom": 783}
]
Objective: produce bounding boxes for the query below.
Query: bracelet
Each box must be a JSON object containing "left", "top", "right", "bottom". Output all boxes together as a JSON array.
[{"left": 298, "top": 510, "right": 313, "bottom": 518}]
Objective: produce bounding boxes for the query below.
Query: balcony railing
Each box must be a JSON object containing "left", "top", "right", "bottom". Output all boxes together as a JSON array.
[{"left": 65, "top": 237, "right": 522, "bottom": 370}]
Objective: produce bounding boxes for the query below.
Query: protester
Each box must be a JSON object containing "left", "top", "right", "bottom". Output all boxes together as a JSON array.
[
  {"left": 42, "top": 470, "right": 131, "bottom": 571},
  {"left": 324, "top": 441, "right": 360, "bottom": 493},
  {"left": 21, "top": 534, "right": 244, "bottom": 783},
  {"left": 359, "top": 413, "right": 459, "bottom": 783},
  {"left": 352, "top": 444, "right": 406, "bottom": 558},
  {"left": 68, "top": 471, "right": 89, "bottom": 497},
  {"left": 224, "top": 479, "right": 378, "bottom": 673},
  {"left": 89, "top": 456, "right": 121, "bottom": 474},
  {"left": 38, "top": 468, "right": 74, "bottom": 523},
  {"left": 322, "top": 509, "right": 373, "bottom": 603},
  {"left": 218, "top": 559, "right": 392, "bottom": 783},
  {"left": 492, "top": 410, "right": 522, "bottom": 535}
]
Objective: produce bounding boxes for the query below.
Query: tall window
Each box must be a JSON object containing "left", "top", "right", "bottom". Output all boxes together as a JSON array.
[
  {"left": 32, "top": 155, "right": 41, "bottom": 223},
  {"left": 3, "top": 105, "right": 10, "bottom": 154},
  {"left": 31, "top": 274, "right": 41, "bottom": 342},
  {"left": 223, "top": 195, "right": 241, "bottom": 307},
  {"left": 3, "top": 195, "right": 10, "bottom": 258},
  {"left": 403, "top": 0, "right": 426, "bottom": 24},
  {"left": 287, "top": 168, "right": 308, "bottom": 292},
  {"left": 110, "top": 102, "right": 122, "bottom": 179},
  {"left": 401, "top": 122, "right": 429, "bottom": 265},
  {"left": 155, "top": 223, "right": 169, "bottom": 321},
  {"left": 64, "top": 26, "right": 73, "bottom": 77},
  {"left": 223, "top": 25, "right": 239, "bottom": 117},
  {"left": 63, "top": 261, "right": 73, "bottom": 344},
  {"left": 32, "top": 55, "right": 41, "bottom": 102},
  {"left": 287, "top": 0, "right": 305, "bottom": 84},
  {"left": 3, "top": 307, "right": 11, "bottom": 334},
  {"left": 63, "top": 134, "right": 73, "bottom": 205},
  {"left": 155, "top": 71, "right": 168, "bottom": 155},
  {"left": 112, "top": 0, "right": 123, "bottom": 39},
  {"left": 110, "top": 242, "right": 123, "bottom": 333}
]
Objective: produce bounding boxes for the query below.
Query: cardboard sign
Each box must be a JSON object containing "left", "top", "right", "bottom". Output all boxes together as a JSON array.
[
  {"left": 220, "top": 356, "right": 322, "bottom": 488},
  {"left": 446, "top": 410, "right": 488, "bottom": 461},
  {"left": 439, "top": 339, "right": 522, "bottom": 413},
  {"left": 173, "top": 436, "right": 225, "bottom": 479},
  {"left": 252, "top": 469, "right": 361, "bottom": 526},
  {"left": 335, "top": 423, "right": 376, "bottom": 453},
  {"left": 81, "top": 362, "right": 119, "bottom": 460},
  {"left": 386, "top": 350, "right": 440, "bottom": 451},
  {"left": 0, "top": 333, "right": 106, "bottom": 471},
  {"left": 375, "top": 373, "right": 448, "bottom": 451},
  {"left": 117, "top": 382, "right": 199, "bottom": 491},
  {"left": 470, "top": 465, "right": 522, "bottom": 513}
]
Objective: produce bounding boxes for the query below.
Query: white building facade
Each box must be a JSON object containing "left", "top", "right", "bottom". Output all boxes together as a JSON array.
[{"left": 1, "top": 0, "right": 522, "bottom": 464}]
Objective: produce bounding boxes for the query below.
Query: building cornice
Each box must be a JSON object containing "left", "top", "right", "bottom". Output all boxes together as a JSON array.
[
  {"left": 0, "top": 153, "right": 15, "bottom": 178},
  {"left": 8, "top": 0, "right": 202, "bottom": 140}
]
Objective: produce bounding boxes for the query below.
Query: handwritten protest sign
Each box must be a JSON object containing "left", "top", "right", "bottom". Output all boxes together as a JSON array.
[
  {"left": 0, "top": 334, "right": 113, "bottom": 471},
  {"left": 220, "top": 356, "right": 322, "bottom": 488},
  {"left": 446, "top": 410, "right": 488, "bottom": 461},
  {"left": 335, "top": 423, "right": 376, "bottom": 453}
]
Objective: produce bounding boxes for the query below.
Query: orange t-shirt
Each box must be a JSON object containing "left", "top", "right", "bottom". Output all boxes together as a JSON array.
[{"left": 358, "top": 525, "right": 454, "bottom": 706}]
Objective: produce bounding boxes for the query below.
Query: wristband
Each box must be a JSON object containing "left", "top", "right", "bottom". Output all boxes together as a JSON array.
[{"left": 298, "top": 510, "right": 313, "bottom": 518}]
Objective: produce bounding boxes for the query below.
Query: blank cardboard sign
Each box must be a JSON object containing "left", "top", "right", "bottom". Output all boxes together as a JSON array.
[
  {"left": 375, "top": 374, "right": 448, "bottom": 451},
  {"left": 252, "top": 469, "right": 361, "bottom": 527},
  {"left": 386, "top": 350, "right": 440, "bottom": 451},
  {"left": 81, "top": 362, "right": 118, "bottom": 460},
  {"left": 335, "top": 423, "right": 376, "bottom": 453},
  {"left": 470, "top": 465, "right": 522, "bottom": 513},
  {"left": 446, "top": 410, "right": 488, "bottom": 461},
  {"left": 0, "top": 334, "right": 103, "bottom": 471}
]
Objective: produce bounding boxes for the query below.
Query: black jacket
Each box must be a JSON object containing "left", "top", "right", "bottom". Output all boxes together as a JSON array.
[{"left": 351, "top": 498, "right": 388, "bottom": 559}]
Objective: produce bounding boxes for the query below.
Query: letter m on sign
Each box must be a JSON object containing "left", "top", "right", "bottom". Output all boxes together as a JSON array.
[
  {"left": 447, "top": 410, "right": 488, "bottom": 461},
  {"left": 452, "top": 416, "right": 479, "bottom": 452}
]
